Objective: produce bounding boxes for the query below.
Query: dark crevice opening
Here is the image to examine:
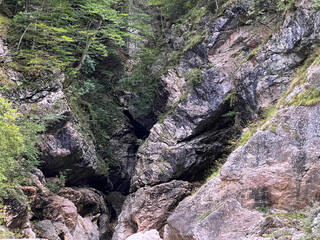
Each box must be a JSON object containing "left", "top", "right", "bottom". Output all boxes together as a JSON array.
[
  {"left": 177, "top": 122, "right": 239, "bottom": 183},
  {"left": 177, "top": 95, "right": 245, "bottom": 183},
  {"left": 177, "top": 98, "right": 234, "bottom": 143},
  {"left": 123, "top": 110, "right": 150, "bottom": 139}
]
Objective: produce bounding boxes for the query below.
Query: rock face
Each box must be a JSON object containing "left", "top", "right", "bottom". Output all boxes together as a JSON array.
[
  {"left": 107, "top": 119, "right": 138, "bottom": 193},
  {"left": 15, "top": 78, "right": 109, "bottom": 187},
  {"left": 3, "top": 196, "right": 35, "bottom": 238},
  {"left": 0, "top": 17, "right": 133, "bottom": 240},
  {"left": 0, "top": 66, "right": 107, "bottom": 187},
  {"left": 130, "top": 0, "right": 320, "bottom": 190},
  {"left": 117, "top": 0, "right": 320, "bottom": 239},
  {"left": 165, "top": 199, "right": 263, "bottom": 240},
  {"left": 112, "top": 180, "right": 193, "bottom": 240},
  {"left": 3, "top": 0, "right": 320, "bottom": 240},
  {"left": 59, "top": 187, "right": 108, "bottom": 218},
  {"left": 163, "top": 48, "right": 320, "bottom": 239},
  {"left": 164, "top": 101, "right": 320, "bottom": 239}
]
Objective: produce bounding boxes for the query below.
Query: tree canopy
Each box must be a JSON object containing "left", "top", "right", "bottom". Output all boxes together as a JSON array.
[{"left": 1, "top": 0, "right": 138, "bottom": 74}]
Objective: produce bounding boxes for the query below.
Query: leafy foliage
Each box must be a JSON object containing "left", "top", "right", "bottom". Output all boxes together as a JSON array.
[
  {"left": 237, "top": 105, "right": 277, "bottom": 147},
  {"left": 313, "top": 0, "right": 320, "bottom": 8},
  {"left": 288, "top": 89, "right": 320, "bottom": 106},
  {"left": 185, "top": 68, "right": 203, "bottom": 86},
  {"left": 45, "top": 171, "right": 66, "bottom": 194},
  {"left": 148, "top": 0, "right": 197, "bottom": 23},
  {"left": 120, "top": 48, "right": 159, "bottom": 114},
  {"left": 247, "top": 0, "right": 296, "bottom": 24},
  {"left": 0, "top": 97, "right": 44, "bottom": 197},
  {"left": 67, "top": 52, "right": 125, "bottom": 164},
  {"left": 4, "top": 0, "right": 133, "bottom": 75}
]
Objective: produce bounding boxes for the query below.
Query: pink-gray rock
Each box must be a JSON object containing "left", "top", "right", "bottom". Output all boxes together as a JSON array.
[
  {"left": 30, "top": 191, "right": 102, "bottom": 240},
  {"left": 3, "top": 195, "right": 35, "bottom": 238},
  {"left": 130, "top": 0, "right": 320, "bottom": 192},
  {"left": 32, "top": 194, "right": 78, "bottom": 232},
  {"left": 164, "top": 101, "right": 320, "bottom": 239},
  {"left": 165, "top": 199, "right": 263, "bottom": 240},
  {"left": 58, "top": 187, "right": 108, "bottom": 217},
  {"left": 33, "top": 220, "right": 60, "bottom": 240},
  {"left": 112, "top": 180, "right": 193, "bottom": 240},
  {"left": 126, "top": 229, "right": 162, "bottom": 240}
]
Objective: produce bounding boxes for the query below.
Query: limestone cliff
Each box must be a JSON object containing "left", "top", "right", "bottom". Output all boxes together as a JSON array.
[
  {"left": 2, "top": 0, "right": 320, "bottom": 239},
  {"left": 114, "top": 0, "right": 320, "bottom": 239}
]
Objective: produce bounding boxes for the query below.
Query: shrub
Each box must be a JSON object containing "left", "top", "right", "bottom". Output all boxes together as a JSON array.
[
  {"left": 0, "top": 97, "right": 43, "bottom": 197},
  {"left": 185, "top": 68, "right": 203, "bottom": 86},
  {"left": 247, "top": 0, "right": 296, "bottom": 25},
  {"left": 312, "top": 0, "right": 320, "bottom": 8},
  {"left": 237, "top": 105, "right": 277, "bottom": 147},
  {"left": 45, "top": 172, "right": 66, "bottom": 194}
]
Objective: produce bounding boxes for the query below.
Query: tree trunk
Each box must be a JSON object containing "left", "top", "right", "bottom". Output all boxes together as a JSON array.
[
  {"left": 76, "top": 18, "right": 103, "bottom": 72},
  {"left": 17, "top": 22, "right": 33, "bottom": 50}
]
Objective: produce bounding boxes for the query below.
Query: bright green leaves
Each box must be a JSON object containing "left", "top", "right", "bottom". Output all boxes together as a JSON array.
[
  {"left": 0, "top": 98, "right": 23, "bottom": 159},
  {"left": 313, "top": 0, "right": 320, "bottom": 8},
  {"left": 6, "top": 0, "right": 130, "bottom": 74},
  {"left": 0, "top": 97, "right": 44, "bottom": 197},
  {"left": 147, "top": 0, "right": 196, "bottom": 22},
  {"left": 0, "top": 98, "right": 23, "bottom": 196}
]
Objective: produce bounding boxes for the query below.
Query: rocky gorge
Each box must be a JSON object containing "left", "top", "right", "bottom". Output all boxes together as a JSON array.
[{"left": 1, "top": 0, "right": 320, "bottom": 239}]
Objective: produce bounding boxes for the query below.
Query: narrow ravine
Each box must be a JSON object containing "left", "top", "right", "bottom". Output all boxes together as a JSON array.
[{"left": 1, "top": 0, "right": 320, "bottom": 239}]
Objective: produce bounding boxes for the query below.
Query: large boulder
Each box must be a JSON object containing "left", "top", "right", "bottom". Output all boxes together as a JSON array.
[
  {"left": 112, "top": 180, "right": 193, "bottom": 240},
  {"left": 165, "top": 199, "right": 263, "bottom": 240},
  {"left": 31, "top": 194, "right": 78, "bottom": 232},
  {"left": 59, "top": 187, "right": 112, "bottom": 239},
  {"left": 58, "top": 187, "right": 108, "bottom": 218},
  {"left": 126, "top": 229, "right": 162, "bottom": 240},
  {"left": 29, "top": 189, "right": 104, "bottom": 240}
]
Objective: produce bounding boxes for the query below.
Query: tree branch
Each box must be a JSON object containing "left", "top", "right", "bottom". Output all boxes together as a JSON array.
[
  {"left": 76, "top": 18, "right": 103, "bottom": 72},
  {"left": 17, "top": 22, "right": 33, "bottom": 50}
]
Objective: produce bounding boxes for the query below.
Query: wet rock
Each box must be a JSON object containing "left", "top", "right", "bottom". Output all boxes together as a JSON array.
[
  {"left": 106, "top": 192, "right": 126, "bottom": 217},
  {"left": 108, "top": 119, "right": 138, "bottom": 193},
  {"left": 112, "top": 180, "right": 193, "bottom": 240}
]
